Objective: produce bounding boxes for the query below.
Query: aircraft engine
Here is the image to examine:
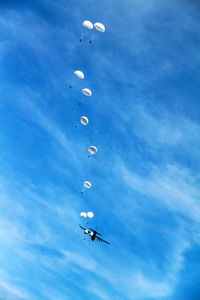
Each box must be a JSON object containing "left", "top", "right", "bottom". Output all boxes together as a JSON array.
[
  {"left": 90, "top": 232, "right": 94, "bottom": 236},
  {"left": 84, "top": 230, "right": 89, "bottom": 234}
]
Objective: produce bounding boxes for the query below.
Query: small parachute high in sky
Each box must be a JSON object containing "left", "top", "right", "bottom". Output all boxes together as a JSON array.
[
  {"left": 80, "top": 116, "right": 89, "bottom": 126},
  {"left": 87, "top": 212, "right": 94, "bottom": 218},
  {"left": 82, "top": 20, "right": 94, "bottom": 30},
  {"left": 75, "top": 116, "right": 89, "bottom": 128},
  {"left": 74, "top": 70, "right": 84, "bottom": 80},
  {"left": 94, "top": 22, "right": 105, "bottom": 32},
  {"left": 69, "top": 70, "right": 84, "bottom": 88},
  {"left": 80, "top": 212, "right": 87, "bottom": 218},
  {"left": 88, "top": 146, "right": 98, "bottom": 155},
  {"left": 82, "top": 88, "right": 92, "bottom": 96},
  {"left": 81, "top": 181, "right": 92, "bottom": 194},
  {"left": 78, "top": 89, "right": 92, "bottom": 105},
  {"left": 84, "top": 181, "right": 92, "bottom": 189}
]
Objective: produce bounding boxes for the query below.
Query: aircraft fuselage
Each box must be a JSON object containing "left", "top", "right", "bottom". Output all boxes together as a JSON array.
[{"left": 91, "top": 232, "right": 96, "bottom": 241}]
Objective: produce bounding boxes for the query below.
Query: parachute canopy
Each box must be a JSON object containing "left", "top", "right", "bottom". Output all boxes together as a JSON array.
[
  {"left": 88, "top": 146, "right": 98, "bottom": 155},
  {"left": 80, "top": 116, "right": 89, "bottom": 126},
  {"left": 87, "top": 211, "right": 94, "bottom": 218},
  {"left": 82, "top": 88, "right": 92, "bottom": 96},
  {"left": 74, "top": 70, "right": 84, "bottom": 80},
  {"left": 80, "top": 212, "right": 87, "bottom": 218},
  {"left": 84, "top": 181, "right": 92, "bottom": 189},
  {"left": 94, "top": 22, "right": 105, "bottom": 32},
  {"left": 82, "top": 20, "right": 94, "bottom": 30}
]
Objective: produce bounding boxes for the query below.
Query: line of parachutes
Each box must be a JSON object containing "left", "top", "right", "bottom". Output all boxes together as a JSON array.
[{"left": 70, "top": 19, "right": 105, "bottom": 221}]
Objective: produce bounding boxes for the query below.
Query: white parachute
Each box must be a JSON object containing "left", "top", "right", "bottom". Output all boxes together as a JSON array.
[
  {"left": 69, "top": 70, "right": 84, "bottom": 88},
  {"left": 80, "top": 116, "right": 89, "bottom": 126},
  {"left": 82, "top": 88, "right": 92, "bottom": 96},
  {"left": 80, "top": 211, "right": 94, "bottom": 219},
  {"left": 80, "top": 212, "right": 87, "bottom": 218},
  {"left": 84, "top": 181, "right": 92, "bottom": 189},
  {"left": 88, "top": 146, "right": 98, "bottom": 155},
  {"left": 74, "top": 70, "right": 84, "bottom": 80},
  {"left": 82, "top": 20, "right": 94, "bottom": 30},
  {"left": 87, "top": 212, "right": 94, "bottom": 218},
  {"left": 94, "top": 22, "right": 105, "bottom": 32}
]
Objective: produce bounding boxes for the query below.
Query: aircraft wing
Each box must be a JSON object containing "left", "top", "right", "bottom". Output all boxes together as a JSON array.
[
  {"left": 96, "top": 236, "right": 110, "bottom": 245},
  {"left": 79, "top": 225, "right": 90, "bottom": 233},
  {"left": 79, "top": 225, "right": 86, "bottom": 231}
]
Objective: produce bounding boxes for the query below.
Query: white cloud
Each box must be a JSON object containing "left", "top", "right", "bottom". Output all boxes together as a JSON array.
[
  {"left": 0, "top": 270, "right": 29, "bottom": 299},
  {"left": 87, "top": 285, "right": 109, "bottom": 300},
  {"left": 62, "top": 251, "right": 97, "bottom": 272},
  {"left": 120, "top": 162, "right": 200, "bottom": 222},
  {"left": 131, "top": 271, "right": 171, "bottom": 298},
  {"left": 124, "top": 235, "right": 190, "bottom": 299},
  {"left": 113, "top": 101, "right": 200, "bottom": 160}
]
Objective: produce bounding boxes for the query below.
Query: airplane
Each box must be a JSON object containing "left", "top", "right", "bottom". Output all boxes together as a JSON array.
[{"left": 79, "top": 225, "right": 110, "bottom": 245}]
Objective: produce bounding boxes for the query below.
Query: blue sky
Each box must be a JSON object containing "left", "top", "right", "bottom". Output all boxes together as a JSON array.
[{"left": 0, "top": 0, "right": 200, "bottom": 299}]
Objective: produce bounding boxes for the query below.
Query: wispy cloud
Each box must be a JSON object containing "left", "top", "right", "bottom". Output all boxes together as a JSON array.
[
  {"left": 120, "top": 162, "right": 200, "bottom": 222},
  {"left": 0, "top": 270, "right": 29, "bottom": 299}
]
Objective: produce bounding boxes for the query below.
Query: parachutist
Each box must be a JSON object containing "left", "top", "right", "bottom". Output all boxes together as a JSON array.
[
  {"left": 69, "top": 85, "right": 72, "bottom": 88},
  {"left": 88, "top": 155, "right": 90, "bottom": 158},
  {"left": 78, "top": 102, "right": 82, "bottom": 106},
  {"left": 80, "top": 38, "right": 82, "bottom": 42},
  {"left": 89, "top": 40, "right": 92, "bottom": 44},
  {"left": 75, "top": 125, "right": 78, "bottom": 128}
]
